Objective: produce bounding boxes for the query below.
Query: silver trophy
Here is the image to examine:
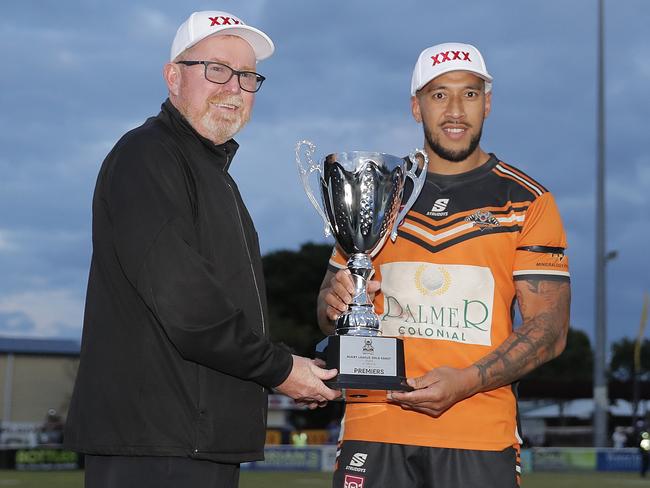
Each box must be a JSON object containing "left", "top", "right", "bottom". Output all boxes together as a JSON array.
[{"left": 296, "top": 140, "right": 428, "bottom": 396}]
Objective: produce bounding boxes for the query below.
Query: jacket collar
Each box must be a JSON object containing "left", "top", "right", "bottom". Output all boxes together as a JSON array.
[{"left": 160, "top": 98, "right": 239, "bottom": 171}]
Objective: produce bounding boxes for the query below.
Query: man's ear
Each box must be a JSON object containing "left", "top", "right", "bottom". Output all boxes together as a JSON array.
[
  {"left": 411, "top": 95, "right": 422, "bottom": 123},
  {"left": 163, "top": 62, "right": 181, "bottom": 96},
  {"left": 484, "top": 90, "right": 492, "bottom": 119}
]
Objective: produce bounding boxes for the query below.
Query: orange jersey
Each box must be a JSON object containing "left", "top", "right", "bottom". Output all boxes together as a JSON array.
[{"left": 329, "top": 154, "right": 570, "bottom": 451}]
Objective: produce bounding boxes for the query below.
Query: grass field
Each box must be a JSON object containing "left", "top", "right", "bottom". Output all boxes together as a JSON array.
[{"left": 0, "top": 470, "right": 648, "bottom": 487}]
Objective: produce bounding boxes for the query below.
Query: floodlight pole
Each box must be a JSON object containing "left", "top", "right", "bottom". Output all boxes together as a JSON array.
[{"left": 593, "top": 0, "right": 608, "bottom": 448}]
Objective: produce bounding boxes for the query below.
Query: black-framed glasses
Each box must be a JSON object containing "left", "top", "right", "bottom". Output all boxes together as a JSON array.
[{"left": 176, "top": 61, "right": 265, "bottom": 93}]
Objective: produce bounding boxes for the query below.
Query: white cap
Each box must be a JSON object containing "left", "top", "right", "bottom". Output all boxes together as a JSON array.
[
  {"left": 411, "top": 42, "right": 493, "bottom": 96},
  {"left": 170, "top": 11, "right": 274, "bottom": 62}
]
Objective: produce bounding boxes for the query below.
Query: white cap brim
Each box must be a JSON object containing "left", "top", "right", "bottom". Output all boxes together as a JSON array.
[{"left": 411, "top": 66, "right": 493, "bottom": 95}]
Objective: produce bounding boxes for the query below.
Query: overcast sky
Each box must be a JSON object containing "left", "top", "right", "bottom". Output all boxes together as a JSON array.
[{"left": 1, "top": 1, "right": 648, "bottom": 354}]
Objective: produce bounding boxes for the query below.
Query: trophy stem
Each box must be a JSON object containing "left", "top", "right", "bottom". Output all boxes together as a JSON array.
[
  {"left": 335, "top": 253, "right": 381, "bottom": 336},
  {"left": 349, "top": 253, "right": 372, "bottom": 305}
]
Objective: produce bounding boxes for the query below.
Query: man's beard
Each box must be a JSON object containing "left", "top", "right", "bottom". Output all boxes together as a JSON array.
[
  {"left": 182, "top": 95, "right": 249, "bottom": 145},
  {"left": 423, "top": 121, "right": 483, "bottom": 163}
]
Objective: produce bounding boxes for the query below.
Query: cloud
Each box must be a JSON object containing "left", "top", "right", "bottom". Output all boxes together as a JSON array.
[
  {"left": 0, "top": 230, "right": 18, "bottom": 252},
  {"left": 130, "top": 7, "right": 175, "bottom": 34},
  {"left": 0, "top": 312, "right": 34, "bottom": 335},
  {"left": 637, "top": 56, "right": 650, "bottom": 79},
  {"left": 0, "top": 228, "right": 90, "bottom": 296},
  {"left": 0, "top": 289, "right": 84, "bottom": 338}
]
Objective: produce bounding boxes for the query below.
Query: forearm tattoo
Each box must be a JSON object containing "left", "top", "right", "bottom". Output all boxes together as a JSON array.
[{"left": 474, "top": 278, "right": 570, "bottom": 391}]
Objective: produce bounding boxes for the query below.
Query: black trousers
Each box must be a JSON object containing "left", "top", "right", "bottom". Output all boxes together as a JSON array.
[
  {"left": 84, "top": 455, "right": 240, "bottom": 488},
  {"left": 333, "top": 440, "right": 519, "bottom": 488}
]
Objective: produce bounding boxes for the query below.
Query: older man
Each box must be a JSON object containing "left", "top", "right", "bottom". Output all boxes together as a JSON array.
[
  {"left": 65, "top": 11, "right": 339, "bottom": 488},
  {"left": 319, "top": 42, "right": 571, "bottom": 487}
]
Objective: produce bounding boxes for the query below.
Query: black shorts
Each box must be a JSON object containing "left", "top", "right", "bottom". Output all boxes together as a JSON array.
[
  {"left": 333, "top": 440, "right": 520, "bottom": 488},
  {"left": 84, "top": 455, "right": 240, "bottom": 488}
]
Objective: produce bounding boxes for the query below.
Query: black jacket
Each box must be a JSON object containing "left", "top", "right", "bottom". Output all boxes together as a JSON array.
[{"left": 64, "top": 100, "right": 293, "bottom": 463}]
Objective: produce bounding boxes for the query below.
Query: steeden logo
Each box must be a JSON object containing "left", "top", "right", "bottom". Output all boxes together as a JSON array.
[
  {"left": 345, "top": 452, "right": 368, "bottom": 473},
  {"left": 350, "top": 452, "right": 368, "bottom": 467},
  {"left": 427, "top": 198, "right": 450, "bottom": 217}
]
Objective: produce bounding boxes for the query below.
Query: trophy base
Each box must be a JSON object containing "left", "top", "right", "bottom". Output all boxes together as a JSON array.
[
  {"left": 326, "top": 375, "right": 412, "bottom": 403},
  {"left": 341, "top": 389, "right": 406, "bottom": 403},
  {"left": 325, "top": 374, "right": 411, "bottom": 391},
  {"left": 315, "top": 335, "right": 412, "bottom": 402}
]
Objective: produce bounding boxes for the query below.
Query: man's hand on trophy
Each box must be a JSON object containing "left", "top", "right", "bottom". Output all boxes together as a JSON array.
[
  {"left": 274, "top": 355, "right": 341, "bottom": 408},
  {"left": 388, "top": 366, "right": 477, "bottom": 417},
  {"left": 322, "top": 269, "right": 381, "bottom": 321}
]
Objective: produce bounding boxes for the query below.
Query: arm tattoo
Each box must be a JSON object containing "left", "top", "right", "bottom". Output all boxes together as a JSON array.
[
  {"left": 474, "top": 278, "right": 570, "bottom": 391},
  {"left": 525, "top": 279, "right": 543, "bottom": 294}
]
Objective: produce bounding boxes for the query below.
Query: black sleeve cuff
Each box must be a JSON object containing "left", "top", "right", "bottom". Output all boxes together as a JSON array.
[{"left": 262, "top": 348, "right": 293, "bottom": 389}]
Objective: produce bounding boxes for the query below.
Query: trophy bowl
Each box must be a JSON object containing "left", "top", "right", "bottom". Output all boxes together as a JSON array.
[{"left": 296, "top": 141, "right": 428, "bottom": 397}]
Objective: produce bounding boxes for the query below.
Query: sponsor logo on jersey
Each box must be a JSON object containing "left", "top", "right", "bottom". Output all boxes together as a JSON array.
[
  {"left": 465, "top": 209, "right": 500, "bottom": 230},
  {"left": 379, "top": 262, "right": 494, "bottom": 345},
  {"left": 551, "top": 252, "right": 566, "bottom": 262},
  {"left": 426, "top": 198, "right": 451, "bottom": 217},
  {"left": 415, "top": 264, "right": 451, "bottom": 296},
  {"left": 344, "top": 474, "right": 365, "bottom": 488},
  {"left": 345, "top": 452, "right": 368, "bottom": 473},
  {"left": 532, "top": 251, "right": 569, "bottom": 270},
  {"left": 536, "top": 259, "right": 569, "bottom": 269}
]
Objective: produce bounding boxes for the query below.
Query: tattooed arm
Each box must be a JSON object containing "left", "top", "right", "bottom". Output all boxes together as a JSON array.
[
  {"left": 389, "top": 277, "right": 571, "bottom": 417},
  {"left": 475, "top": 277, "right": 570, "bottom": 389}
]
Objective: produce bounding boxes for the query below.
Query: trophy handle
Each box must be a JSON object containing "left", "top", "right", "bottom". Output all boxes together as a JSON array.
[
  {"left": 295, "top": 140, "right": 332, "bottom": 237},
  {"left": 390, "top": 149, "right": 429, "bottom": 241}
]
